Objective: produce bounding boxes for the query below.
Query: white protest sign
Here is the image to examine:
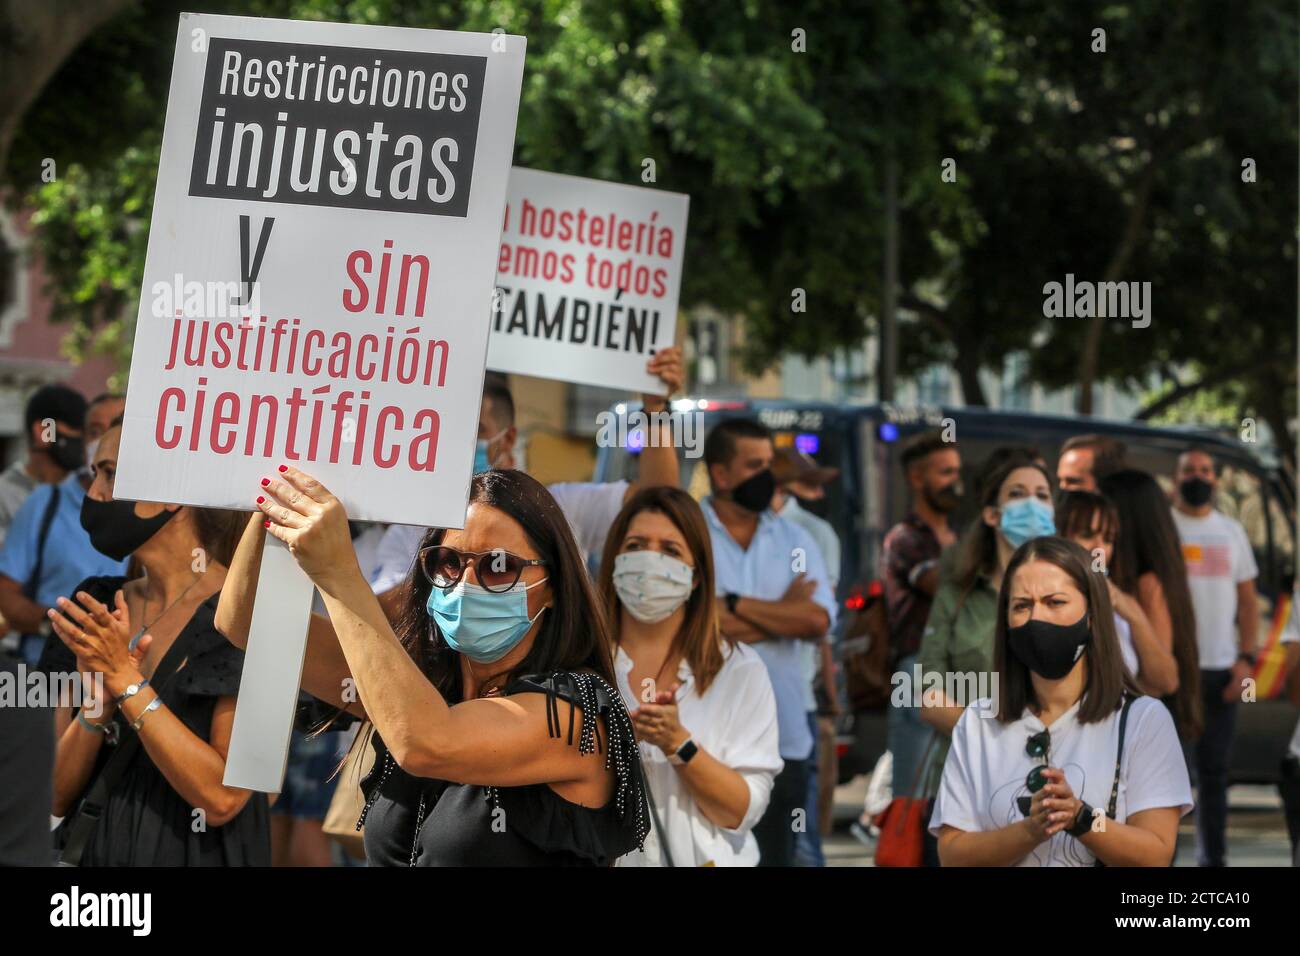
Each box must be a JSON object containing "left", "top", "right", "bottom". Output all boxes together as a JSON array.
[
  {"left": 117, "top": 13, "right": 525, "bottom": 528},
  {"left": 487, "top": 167, "right": 689, "bottom": 394},
  {"left": 115, "top": 13, "right": 525, "bottom": 791}
]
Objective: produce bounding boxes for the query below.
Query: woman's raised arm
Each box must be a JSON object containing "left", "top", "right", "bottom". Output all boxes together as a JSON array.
[{"left": 213, "top": 512, "right": 364, "bottom": 715}]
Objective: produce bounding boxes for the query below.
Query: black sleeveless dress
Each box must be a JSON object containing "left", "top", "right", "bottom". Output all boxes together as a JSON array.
[
  {"left": 41, "top": 576, "right": 271, "bottom": 866},
  {"left": 358, "top": 670, "right": 649, "bottom": 866}
]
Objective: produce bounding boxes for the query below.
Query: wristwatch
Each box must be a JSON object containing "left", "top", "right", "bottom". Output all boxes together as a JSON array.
[
  {"left": 1237, "top": 651, "right": 1258, "bottom": 668},
  {"left": 1066, "top": 801, "right": 1097, "bottom": 838},
  {"left": 668, "top": 738, "right": 698, "bottom": 766},
  {"left": 725, "top": 593, "right": 740, "bottom": 615},
  {"left": 115, "top": 678, "right": 150, "bottom": 704}
]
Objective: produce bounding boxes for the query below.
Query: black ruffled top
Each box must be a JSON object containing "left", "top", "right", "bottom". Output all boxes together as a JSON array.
[
  {"left": 358, "top": 670, "right": 649, "bottom": 866},
  {"left": 41, "top": 576, "right": 270, "bottom": 866}
]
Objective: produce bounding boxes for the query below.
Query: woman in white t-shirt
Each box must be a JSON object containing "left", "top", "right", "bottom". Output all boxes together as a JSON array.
[
  {"left": 931, "top": 536, "right": 1192, "bottom": 866},
  {"left": 599, "top": 486, "right": 782, "bottom": 866},
  {"left": 1056, "top": 491, "right": 1178, "bottom": 696}
]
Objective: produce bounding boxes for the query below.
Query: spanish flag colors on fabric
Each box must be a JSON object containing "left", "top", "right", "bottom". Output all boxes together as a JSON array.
[{"left": 1252, "top": 590, "right": 1293, "bottom": 699}]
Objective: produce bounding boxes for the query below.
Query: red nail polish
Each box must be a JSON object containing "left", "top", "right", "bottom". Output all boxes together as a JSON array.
[
  {"left": 278, "top": 464, "right": 288, "bottom": 473},
  {"left": 256, "top": 496, "right": 265, "bottom": 504},
  {"left": 264, "top": 520, "right": 271, "bottom": 528},
  {"left": 260, "top": 478, "right": 270, "bottom": 487}
]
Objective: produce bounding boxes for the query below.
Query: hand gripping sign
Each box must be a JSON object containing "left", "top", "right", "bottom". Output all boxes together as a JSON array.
[{"left": 115, "top": 14, "right": 525, "bottom": 791}]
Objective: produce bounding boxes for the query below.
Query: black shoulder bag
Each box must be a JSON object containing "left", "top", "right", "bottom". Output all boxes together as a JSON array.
[
  {"left": 57, "top": 629, "right": 196, "bottom": 866},
  {"left": 21, "top": 484, "right": 60, "bottom": 603}
]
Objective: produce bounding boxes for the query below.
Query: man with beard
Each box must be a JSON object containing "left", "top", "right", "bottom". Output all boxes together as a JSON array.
[
  {"left": 1171, "top": 445, "right": 1259, "bottom": 867},
  {"left": 880, "top": 431, "right": 963, "bottom": 806},
  {"left": 704, "top": 418, "right": 836, "bottom": 866}
]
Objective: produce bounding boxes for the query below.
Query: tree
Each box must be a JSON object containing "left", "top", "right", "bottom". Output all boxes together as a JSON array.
[{"left": 6, "top": 0, "right": 1297, "bottom": 456}]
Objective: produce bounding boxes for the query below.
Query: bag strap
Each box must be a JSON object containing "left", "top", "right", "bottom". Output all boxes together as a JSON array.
[
  {"left": 1090, "top": 693, "right": 1136, "bottom": 869},
  {"left": 642, "top": 770, "right": 676, "bottom": 868},
  {"left": 1106, "top": 693, "right": 1136, "bottom": 820},
  {"left": 908, "top": 730, "right": 940, "bottom": 800},
  {"left": 22, "top": 485, "right": 61, "bottom": 601},
  {"left": 58, "top": 625, "right": 199, "bottom": 866}
]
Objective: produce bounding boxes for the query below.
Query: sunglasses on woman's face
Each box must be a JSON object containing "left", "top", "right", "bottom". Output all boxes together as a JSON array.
[
  {"left": 418, "top": 545, "right": 546, "bottom": 593},
  {"left": 1017, "top": 729, "right": 1052, "bottom": 816}
]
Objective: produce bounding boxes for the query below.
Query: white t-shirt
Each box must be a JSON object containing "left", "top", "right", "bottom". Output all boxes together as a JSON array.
[
  {"left": 930, "top": 695, "right": 1193, "bottom": 866},
  {"left": 613, "top": 642, "right": 782, "bottom": 867},
  {"left": 1113, "top": 612, "right": 1138, "bottom": 679},
  {"left": 1170, "top": 508, "right": 1258, "bottom": 669},
  {"left": 547, "top": 479, "right": 629, "bottom": 560},
  {"left": 367, "top": 480, "right": 631, "bottom": 593}
]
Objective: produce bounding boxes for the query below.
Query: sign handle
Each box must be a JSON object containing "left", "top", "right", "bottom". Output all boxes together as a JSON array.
[{"left": 222, "top": 533, "right": 315, "bottom": 792}]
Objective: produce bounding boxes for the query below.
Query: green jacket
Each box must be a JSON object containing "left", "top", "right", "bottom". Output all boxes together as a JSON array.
[{"left": 915, "top": 573, "right": 999, "bottom": 795}]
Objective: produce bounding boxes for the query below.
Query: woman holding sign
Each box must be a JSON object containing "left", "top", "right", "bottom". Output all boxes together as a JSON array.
[
  {"left": 216, "top": 465, "right": 650, "bottom": 866},
  {"left": 43, "top": 422, "right": 268, "bottom": 866}
]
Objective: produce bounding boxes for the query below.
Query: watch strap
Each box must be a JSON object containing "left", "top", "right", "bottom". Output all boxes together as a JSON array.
[
  {"left": 115, "top": 678, "right": 149, "bottom": 704},
  {"left": 668, "top": 737, "right": 697, "bottom": 766},
  {"left": 1067, "top": 801, "right": 1095, "bottom": 838}
]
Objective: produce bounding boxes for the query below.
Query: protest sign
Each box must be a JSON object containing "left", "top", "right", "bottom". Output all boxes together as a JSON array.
[
  {"left": 113, "top": 13, "right": 525, "bottom": 791},
  {"left": 487, "top": 168, "right": 689, "bottom": 394},
  {"left": 116, "top": 13, "right": 525, "bottom": 529}
]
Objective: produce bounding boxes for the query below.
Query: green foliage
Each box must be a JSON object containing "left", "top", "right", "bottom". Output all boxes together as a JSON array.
[{"left": 6, "top": 0, "right": 1298, "bottom": 448}]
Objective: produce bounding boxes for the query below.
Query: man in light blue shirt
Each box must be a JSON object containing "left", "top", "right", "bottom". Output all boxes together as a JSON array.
[
  {"left": 0, "top": 470, "right": 128, "bottom": 664},
  {"left": 703, "top": 418, "right": 836, "bottom": 866}
]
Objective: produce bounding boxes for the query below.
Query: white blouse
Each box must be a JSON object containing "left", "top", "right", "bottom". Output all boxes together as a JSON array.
[{"left": 614, "top": 641, "right": 782, "bottom": 866}]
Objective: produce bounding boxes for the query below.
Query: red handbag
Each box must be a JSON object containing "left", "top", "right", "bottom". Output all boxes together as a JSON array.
[{"left": 873, "top": 734, "right": 938, "bottom": 867}]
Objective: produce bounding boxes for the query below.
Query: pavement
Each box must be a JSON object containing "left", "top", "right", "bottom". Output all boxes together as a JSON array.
[{"left": 822, "top": 775, "right": 1294, "bottom": 866}]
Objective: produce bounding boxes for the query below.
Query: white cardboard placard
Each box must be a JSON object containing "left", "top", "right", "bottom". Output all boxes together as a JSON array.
[
  {"left": 113, "top": 14, "right": 526, "bottom": 792},
  {"left": 487, "top": 167, "right": 689, "bottom": 394}
]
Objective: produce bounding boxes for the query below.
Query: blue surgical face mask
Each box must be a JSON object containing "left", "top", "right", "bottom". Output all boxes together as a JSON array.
[
  {"left": 473, "top": 439, "right": 492, "bottom": 475},
  {"left": 426, "top": 577, "right": 550, "bottom": 663},
  {"left": 999, "top": 497, "right": 1055, "bottom": 548}
]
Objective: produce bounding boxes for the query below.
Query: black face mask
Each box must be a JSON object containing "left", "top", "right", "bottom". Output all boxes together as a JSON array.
[
  {"left": 47, "top": 434, "right": 85, "bottom": 473},
  {"left": 80, "top": 496, "right": 179, "bottom": 561},
  {"left": 1179, "top": 477, "right": 1214, "bottom": 507},
  {"left": 731, "top": 468, "right": 776, "bottom": 513},
  {"left": 926, "top": 480, "right": 964, "bottom": 513},
  {"left": 1006, "top": 614, "right": 1091, "bottom": 680}
]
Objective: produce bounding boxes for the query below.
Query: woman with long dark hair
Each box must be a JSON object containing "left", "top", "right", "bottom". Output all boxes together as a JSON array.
[
  {"left": 43, "top": 423, "right": 263, "bottom": 865},
  {"left": 1098, "top": 469, "right": 1202, "bottom": 739},
  {"left": 215, "top": 465, "right": 649, "bottom": 866},
  {"left": 931, "top": 537, "right": 1192, "bottom": 867},
  {"left": 598, "top": 486, "right": 780, "bottom": 866},
  {"left": 1056, "top": 490, "right": 1179, "bottom": 696}
]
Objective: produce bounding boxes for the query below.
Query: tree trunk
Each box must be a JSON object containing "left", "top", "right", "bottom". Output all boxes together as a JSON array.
[
  {"left": 1076, "top": 160, "right": 1156, "bottom": 415},
  {"left": 954, "top": 342, "right": 987, "bottom": 406},
  {"left": 0, "top": 0, "right": 139, "bottom": 182}
]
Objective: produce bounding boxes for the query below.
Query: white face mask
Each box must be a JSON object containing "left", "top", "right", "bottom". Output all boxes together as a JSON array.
[{"left": 612, "top": 550, "right": 695, "bottom": 624}]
